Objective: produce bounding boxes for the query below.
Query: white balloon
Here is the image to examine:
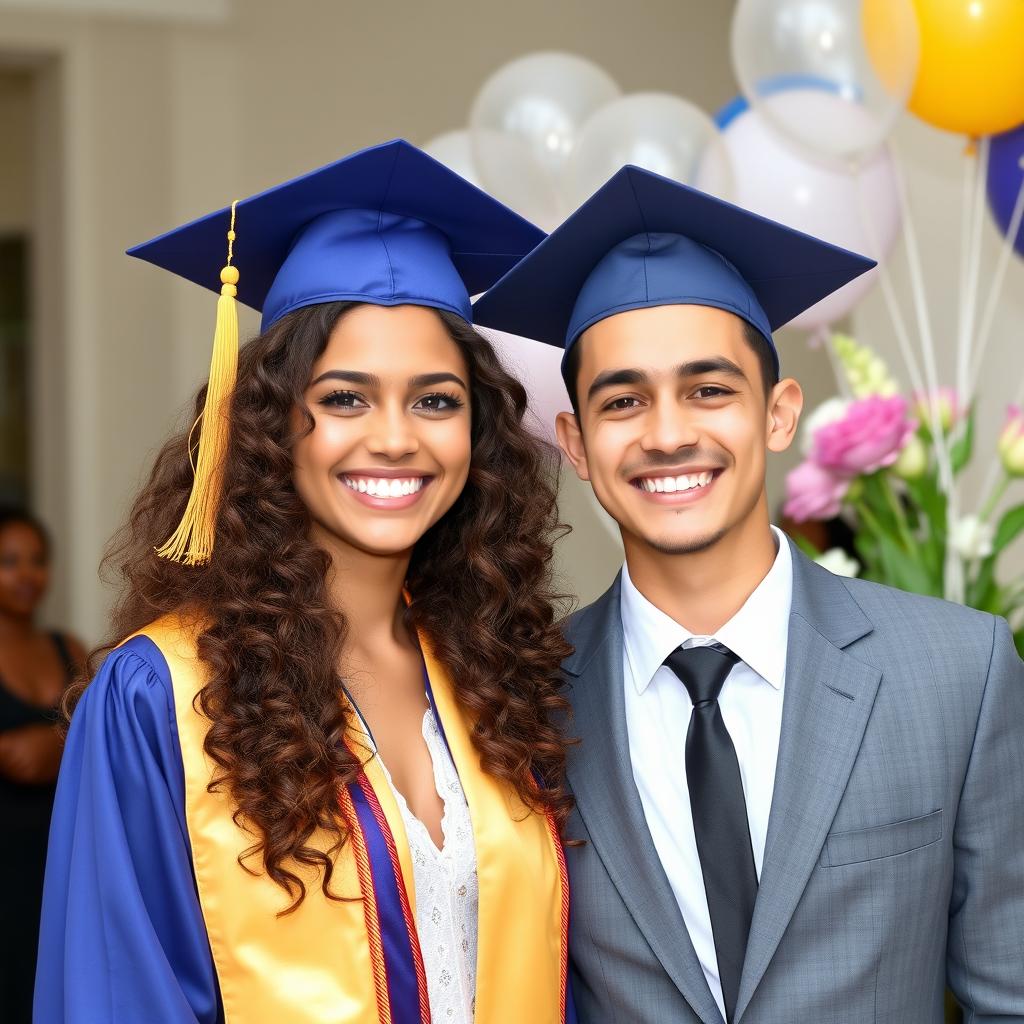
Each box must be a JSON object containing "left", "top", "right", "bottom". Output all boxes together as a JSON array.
[
  {"left": 562, "top": 93, "right": 734, "bottom": 209},
  {"left": 470, "top": 52, "right": 621, "bottom": 214},
  {"left": 731, "top": 0, "right": 918, "bottom": 165},
  {"left": 421, "top": 130, "right": 482, "bottom": 187},
  {"left": 720, "top": 95, "right": 902, "bottom": 330},
  {"left": 470, "top": 130, "right": 563, "bottom": 231}
]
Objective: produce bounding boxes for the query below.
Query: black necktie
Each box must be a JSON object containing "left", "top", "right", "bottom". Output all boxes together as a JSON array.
[{"left": 663, "top": 643, "right": 758, "bottom": 1023}]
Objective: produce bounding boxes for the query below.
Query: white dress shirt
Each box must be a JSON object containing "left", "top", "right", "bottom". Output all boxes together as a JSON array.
[{"left": 620, "top": 527, "right": 793, "bottom": 1020}]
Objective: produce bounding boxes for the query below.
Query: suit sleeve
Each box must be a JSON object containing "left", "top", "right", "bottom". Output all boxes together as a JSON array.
[
  {"left": 946, "top": 616, "right": 1024, "bottom": 1021},
  {"left": 34, "top": 636, "right": 221, "bottom": 1024}
]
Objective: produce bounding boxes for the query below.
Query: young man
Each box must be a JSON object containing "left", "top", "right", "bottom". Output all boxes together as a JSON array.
[{"left": 474, "top": 167, "right": 1024, "bottom": 1024}]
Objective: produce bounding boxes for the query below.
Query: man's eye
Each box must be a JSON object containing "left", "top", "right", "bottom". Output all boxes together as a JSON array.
[
  {"left": 604, "top": 396, "right": 640, "bottom": 411},
  {"left": 694, "top": 386, "right": 732, "bottom": 399}
]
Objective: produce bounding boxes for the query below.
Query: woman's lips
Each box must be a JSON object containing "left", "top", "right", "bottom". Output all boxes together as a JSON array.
[{"left": 339, "top": 473, "right": 432, "bottom": 510}]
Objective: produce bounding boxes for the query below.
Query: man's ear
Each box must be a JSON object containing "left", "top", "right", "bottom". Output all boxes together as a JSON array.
[
  {"left": 555, "top": 410, "right": 591, "bottom": 481},
  {"left": 766, "top": 377, "right": 803, "bottom": 453}
]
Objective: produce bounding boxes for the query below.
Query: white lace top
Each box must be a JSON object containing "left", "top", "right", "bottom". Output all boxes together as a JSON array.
[{"left": 376, "top": 708, "right": 479, "bottom": 1024}]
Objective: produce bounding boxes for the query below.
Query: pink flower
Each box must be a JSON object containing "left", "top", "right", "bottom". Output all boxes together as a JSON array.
[
  {"left": 784, "top": 460, "right": 850, "bottom": 522},
  {"left": 999, "top": 404, "right": 1024, "bottom": 477},
  {"left": 812, "top": 395, "right": 916, "bottom": 477}
]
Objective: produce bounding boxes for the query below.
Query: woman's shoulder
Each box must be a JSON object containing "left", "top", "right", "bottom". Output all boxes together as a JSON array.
[
  {"left": 83, "top": 633, "right": 176, "bottom": 713},
  {"left": 82, "top": 612, "right": 208, "bottom": 719},
  {"left": 55, "top": 630, "right": 187, "bottom": 789}
]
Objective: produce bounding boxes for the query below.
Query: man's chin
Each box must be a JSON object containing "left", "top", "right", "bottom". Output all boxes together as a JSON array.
[{"left": 639, "top": 525, "right": 730, "bottom": 557}]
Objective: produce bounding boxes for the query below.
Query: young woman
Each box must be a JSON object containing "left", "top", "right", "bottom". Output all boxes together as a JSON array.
[
  {"left": 36, "top": 141, "right": 575, "bottom": 1024},
  {"left": 0, "top": 508, "right": 84, "bottom": 1023}
]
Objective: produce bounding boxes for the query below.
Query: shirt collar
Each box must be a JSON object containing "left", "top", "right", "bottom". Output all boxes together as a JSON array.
[{"left": 620, "top": 526, "right": 793, "bottom": 695}]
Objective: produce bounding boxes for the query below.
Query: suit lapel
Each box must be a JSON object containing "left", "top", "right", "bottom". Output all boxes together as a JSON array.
[
  {"left": 735, "top": 545, "right": 881, "bottom": 1021},
  {"left": 565, "top": 577, "right": 725, "bottom": 1024}
]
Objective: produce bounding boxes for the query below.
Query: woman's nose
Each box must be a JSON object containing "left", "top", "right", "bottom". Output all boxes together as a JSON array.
[{"left": 365, "top": 403, "right": 420, "bottom": 460}]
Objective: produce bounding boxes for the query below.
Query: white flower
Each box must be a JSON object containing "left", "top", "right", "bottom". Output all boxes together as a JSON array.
[
  {"left": 814, "top": 547, "right": 861, "bottom": 578},
  {"left": 800, "top": 398, "right": 852, "bottom": 457},
  {"left": 950, "top": 514, "right": 995, "bottom": 561}
]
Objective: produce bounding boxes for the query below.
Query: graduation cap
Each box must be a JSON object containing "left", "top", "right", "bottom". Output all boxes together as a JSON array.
[
  {"left": 127, "top": 138, "right": 545, "bottom": 565},
  {"left": 472, "top": 164, "right": 876, "bottom": 380}
]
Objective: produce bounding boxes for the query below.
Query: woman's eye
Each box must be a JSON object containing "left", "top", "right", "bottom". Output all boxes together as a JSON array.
[
  {"left": 320, "top": 390, "right": 366, "bottom": 410},
  {"left": 415, "top": 392, "right": 464, "bottom": 412}
]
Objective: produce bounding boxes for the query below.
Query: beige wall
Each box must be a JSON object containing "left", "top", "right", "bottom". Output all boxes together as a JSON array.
[
  {"left": 0, "top": 0, "right": 1021, "bottom": 641},
  {"left": 0, "top": 70, "right": 32, "bottom": 232}
]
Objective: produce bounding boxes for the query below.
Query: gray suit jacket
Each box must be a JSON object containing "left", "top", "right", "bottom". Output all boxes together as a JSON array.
[{"left": 562, "top": 542, "right": 1024, "bottom": 1023}]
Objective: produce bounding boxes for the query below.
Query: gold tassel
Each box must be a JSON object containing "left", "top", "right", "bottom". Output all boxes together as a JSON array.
[{"left": 157, "top": 202, "right": 240, "bottom": 565}]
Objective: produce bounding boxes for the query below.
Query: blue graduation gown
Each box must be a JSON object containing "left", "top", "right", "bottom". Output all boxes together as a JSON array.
[{"left": 35, "top": 636, "right": 222, "bottom": 1023}]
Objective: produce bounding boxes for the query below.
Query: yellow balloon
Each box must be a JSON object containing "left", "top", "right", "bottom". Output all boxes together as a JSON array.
[
  {"left": 902, "top": 0, "right": 1024, "bottom": 136},
  {"left": 862, "top": 0, "right": 921, "bottom": 101}
]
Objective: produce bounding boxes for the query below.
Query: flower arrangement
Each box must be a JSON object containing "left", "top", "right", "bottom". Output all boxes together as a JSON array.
[{"left": 785, "top": 335, "right": 1024, "bottom": 656}]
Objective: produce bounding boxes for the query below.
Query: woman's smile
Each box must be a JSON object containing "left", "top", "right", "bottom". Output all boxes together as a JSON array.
[{"left": 339, "top": 470, "right": 434, "bottom": 509}]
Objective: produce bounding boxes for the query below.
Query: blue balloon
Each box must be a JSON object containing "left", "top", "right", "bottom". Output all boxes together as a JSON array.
[{"left": 987, "top": 125, "right": 1024, "bottom": 258}]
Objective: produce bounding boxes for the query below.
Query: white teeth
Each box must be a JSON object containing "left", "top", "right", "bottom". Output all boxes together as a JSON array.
[
  {"left": 638, "top": 471, "right": 715, "bottom": 493},
  {"left": 342, "top": 476, "right": 426, "bottom": 498}
]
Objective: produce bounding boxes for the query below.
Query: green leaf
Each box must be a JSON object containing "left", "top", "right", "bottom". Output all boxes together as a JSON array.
[
  {"left": 876, "top": 532, "right": 941, "bottom": 596},
  {"left": 1014, "top": 627, "right": 1024, "bottom": 659},
  {"left": 919, "top": 534, "right": 945, "bottom": 582},
  {"left": 853, "top": 532, "right": 882, "bottom": 583},
  {"left": 860, "top": 472, "right": 900, "bottom": 536},
  {"left": 993, "top": 503, "right": 1024, "bottom": 554},
  {"left": 792, "top": 534, "right": 823, "bottom": 559},
  {"left": 904, "top": 471, "right": 947, "bottom": 541},
  {"left": 950, "top": 407, "right": 975, "bottom": 475},
  {"left": 966, "top": 556, "right": 1001, "bottom": 613}
]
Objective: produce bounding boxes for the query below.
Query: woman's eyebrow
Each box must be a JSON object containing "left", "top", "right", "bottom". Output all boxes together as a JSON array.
[
  {"left": 308, "top": 370, "right": 468, "bottom": 389},
  {"left": 408, "top": 372, "right": 468, "bottom": 389},
  {"left": 309, "top": 370, "right": 382, "bottom": 388}
]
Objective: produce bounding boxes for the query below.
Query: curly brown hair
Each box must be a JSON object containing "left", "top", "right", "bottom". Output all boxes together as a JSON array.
[{"left": 72, "top": 301, "right": 574, "bottom": 910}]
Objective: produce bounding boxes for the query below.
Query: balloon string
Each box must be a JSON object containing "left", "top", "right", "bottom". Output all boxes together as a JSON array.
[
  {"left": 890, "top": 140, "right": 962, "bottom": 602},
  {"left": 957, "top": 136, "right": 989, "bottom": 408},
  {"left": 970, "top": 155, "right": 1024, "bottom": 391},
  {"left": 852, "top": 159, "right": 926, "bottom": 400},
  {"left": 956, "top": 147, "right": 975, "bottom": 394}
]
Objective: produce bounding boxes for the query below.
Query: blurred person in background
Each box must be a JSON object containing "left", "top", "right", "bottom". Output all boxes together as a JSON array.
[
  {"left": 35, "top": 142, "right": 576, "bottom": 1024},
  {"left": 0, "top": 507, "right": 85, "bottom": 1023}
]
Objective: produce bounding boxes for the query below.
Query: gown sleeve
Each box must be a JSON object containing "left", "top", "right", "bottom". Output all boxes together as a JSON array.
[{"left": 34, "top": 635, "right": 221, "bottom": 1024}]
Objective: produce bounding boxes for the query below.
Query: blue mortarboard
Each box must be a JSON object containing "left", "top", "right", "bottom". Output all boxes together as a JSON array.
[
  {"left": 128, "top": 138, "right": 545, "bottom": 330},
  {"left": 472, "top": 165, "right": 876, "bottom": 378},
  {"left": 127, "top": 139, "right": 544, "bottom": 568}
]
